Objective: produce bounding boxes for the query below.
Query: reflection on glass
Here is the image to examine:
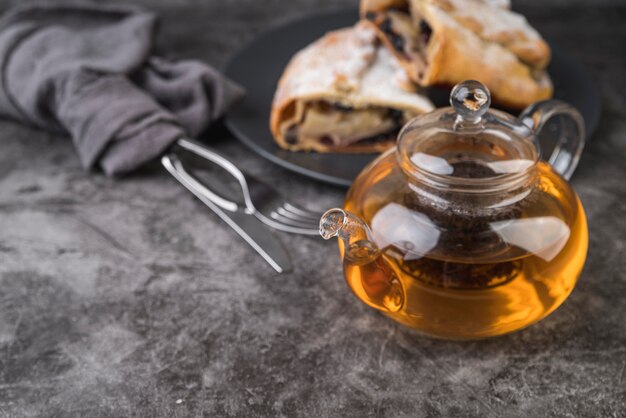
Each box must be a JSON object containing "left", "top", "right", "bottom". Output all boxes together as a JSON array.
[
  {"left": 371, "top": 203, "right": 440, "bottom": 260},
  {"left": 490, "top": 217, "right": 571, "bottom": 262},
  {"left": 410, "top": 152, "right": 454, "bottom": 175},
  {"left": 486, "top": 159, "right": 535, "bottom": 174}
]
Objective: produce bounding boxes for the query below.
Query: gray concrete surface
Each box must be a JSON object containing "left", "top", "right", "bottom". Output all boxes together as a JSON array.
[{"left": 0, "top": 0, "right": 625, "bottom": 416}]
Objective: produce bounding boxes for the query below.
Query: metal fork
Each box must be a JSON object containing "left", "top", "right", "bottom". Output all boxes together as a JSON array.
[{"left": 174, "top": 138, "right": 322, "bottom": 235}]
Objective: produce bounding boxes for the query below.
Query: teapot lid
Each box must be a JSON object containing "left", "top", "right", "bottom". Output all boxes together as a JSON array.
[{"left": 397, "top": 80, "right": 539, "bottom": 184}]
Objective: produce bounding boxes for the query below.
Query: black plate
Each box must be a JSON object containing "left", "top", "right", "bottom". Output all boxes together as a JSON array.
[{"left": 224, "top": 9, "right": 601, "bottom": 187}]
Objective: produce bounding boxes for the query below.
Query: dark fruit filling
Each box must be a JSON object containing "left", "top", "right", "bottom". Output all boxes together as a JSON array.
[
  {"left": 365, "top": 11, "right": 377, "bottom": 21},
  {"left": 285, "top": 127, "right": 298, "bottom": 145},
  {"left": 379, "top": 17, "right": 393, "bottom": 36},
  {"left": 319, "top": 136, "right": 335, "bottom": 146},
  {"left": 332, "top": 102, "right": 354, "bottom": 112},
  {"left": 388, "top": 109, "right": 405, "bottom": 125},
  {"left": 389, "top": 33, "right": 406, "bottom": 55},
  {"left": 419, "top": 20, "right": 433, "bottom": 45},
  {"left": 379, "top": 17, "right": 406, "bottom": 55},
  {"left": 388, "top": 3, "right": 410, "bottom": 13}
]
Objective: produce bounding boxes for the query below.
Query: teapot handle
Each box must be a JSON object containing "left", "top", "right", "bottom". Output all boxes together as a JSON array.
[{"left": 519, "top": 100, "right": 586, "bottom": 180}]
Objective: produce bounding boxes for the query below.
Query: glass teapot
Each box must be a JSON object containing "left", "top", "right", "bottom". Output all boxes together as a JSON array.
[{"left": 320, "top": 80, "right": 588, "bottom": 339}]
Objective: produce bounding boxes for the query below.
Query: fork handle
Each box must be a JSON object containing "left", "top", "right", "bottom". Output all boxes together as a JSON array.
[
  {"left": 164, "top": 152, "right": 239, "bottom": 213},
  {"left": 176, "top": 138, "right": 255, "bottom": 210}
]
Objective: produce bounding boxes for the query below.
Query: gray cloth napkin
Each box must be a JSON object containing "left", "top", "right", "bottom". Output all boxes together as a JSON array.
[{"left": 0, "top": 2, "right": 244, "bottom": 175}]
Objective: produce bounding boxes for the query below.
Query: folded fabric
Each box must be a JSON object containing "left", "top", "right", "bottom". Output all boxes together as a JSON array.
[{"left": 0, "top": 2, "right": 244, "bottom": 175}]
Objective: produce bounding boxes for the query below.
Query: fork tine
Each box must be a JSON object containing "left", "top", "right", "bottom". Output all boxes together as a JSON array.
[
  {"left": 275, "top": 206, "right": 317, "bottom": 222},
  {"left": 258, "top": 218, "right": 320, "bottom": 236},
  {"left": 270, "top": 211, "right": 320, "bottom": 229},
  {"left": 271, "top": 216, "right": 320, "bottom": 230},
  {"left": 271, "top": 212, "right": 319, "bottom": 228},
  {"left": 282, "top": 203, "right": 324, "bottom": 220}
]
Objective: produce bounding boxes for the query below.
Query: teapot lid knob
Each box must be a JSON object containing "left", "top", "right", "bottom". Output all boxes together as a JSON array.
[{"left": 450, "top": 80, "right": 491, "bottom": 123}]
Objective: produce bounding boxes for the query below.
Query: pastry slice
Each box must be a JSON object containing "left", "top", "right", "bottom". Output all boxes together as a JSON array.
[
  {"left": 361, "top": 0, "right": 553, "bottom": 109},
  {"left": 270, "top": 23, "right": 434, "bottom": 153}
]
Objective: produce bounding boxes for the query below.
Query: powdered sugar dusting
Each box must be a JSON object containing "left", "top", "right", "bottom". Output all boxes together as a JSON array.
[
  {"left": 274, "top": 24, "right": 433, "bottom": 113},
  {"left": 436, "top": 0, "right": 547, "bottom": 65}
]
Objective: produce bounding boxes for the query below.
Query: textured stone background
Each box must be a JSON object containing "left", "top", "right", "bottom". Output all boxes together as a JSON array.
[{"left": 0, "top": 0, "right": 625, "bottom": 417}]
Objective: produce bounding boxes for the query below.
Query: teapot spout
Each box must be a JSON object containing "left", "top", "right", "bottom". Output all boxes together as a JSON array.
[
  {"left": 320, "top": 209, "right": 404, "bottom": 313},
  {"left": 320, "top": 208, "right": 375, "bottom": 248}
]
